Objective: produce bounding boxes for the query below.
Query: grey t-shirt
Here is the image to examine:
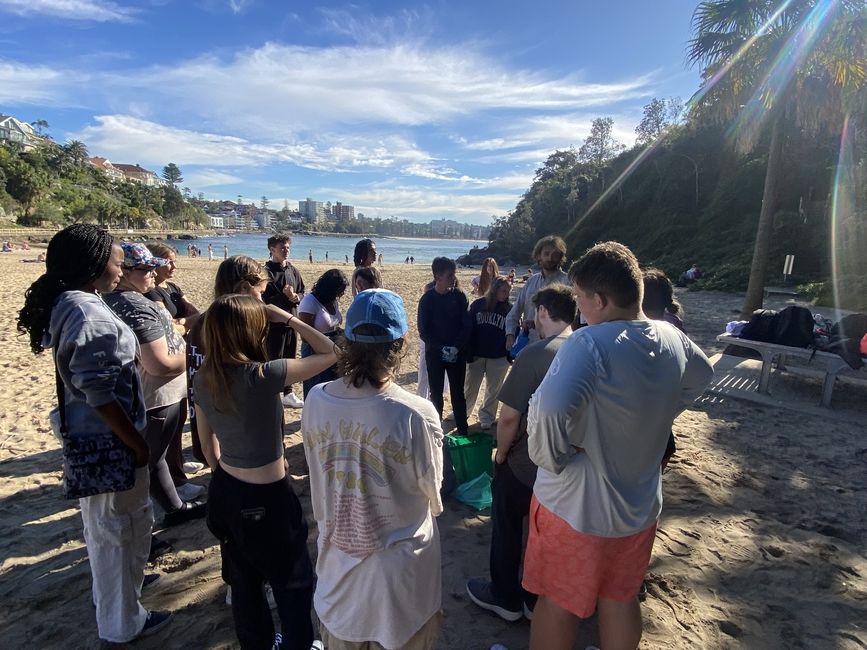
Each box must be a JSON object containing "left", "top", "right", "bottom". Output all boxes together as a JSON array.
[
  {"left": 193, "top": 360, "right": 288, "bottom": 468},
  {"left": 496, "top": 331, "right": 570, "bottom": 487},
  {"left": 104, "top": 290, "right": 186, "bottom": 409}
]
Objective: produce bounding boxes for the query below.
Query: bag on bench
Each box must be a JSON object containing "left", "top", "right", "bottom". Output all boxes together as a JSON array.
[
  {"left": 825, "top": 313, "right": 867, "bottom": 369},
  {"left": 741, "top": 306, "right": 814, "bottom": 348}
]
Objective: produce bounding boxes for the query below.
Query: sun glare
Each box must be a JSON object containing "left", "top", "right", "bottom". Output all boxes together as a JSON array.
[{"left": 830, "top": 113, "right": 855, "bottom": 311}]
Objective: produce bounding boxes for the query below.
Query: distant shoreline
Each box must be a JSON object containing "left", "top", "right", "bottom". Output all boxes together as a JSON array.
[{"left": 0, "top": 226, "right": 488, "bottom": 245}]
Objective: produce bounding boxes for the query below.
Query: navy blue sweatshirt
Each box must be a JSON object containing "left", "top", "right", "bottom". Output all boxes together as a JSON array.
[
  {"left": 417, "top": 287, "right": 471, "bottom": 355},
  {"left": 468, "top": 297, "right": 511, "bottom": 359}
]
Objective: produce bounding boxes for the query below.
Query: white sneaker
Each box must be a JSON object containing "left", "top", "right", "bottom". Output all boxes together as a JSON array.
[
  {"left": 176, "top": 483, "right": 205, "bottom": 501},
  {"left": 182, "top": 461, "right": 205, "bottom": 473},
  {"left": 281, "top": 393, "right": 304, "bottom": 409}
]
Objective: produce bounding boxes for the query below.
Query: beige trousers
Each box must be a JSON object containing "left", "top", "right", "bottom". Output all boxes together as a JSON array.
[{"left": 321, "top": 611, "right": 442, "bottom": 650}]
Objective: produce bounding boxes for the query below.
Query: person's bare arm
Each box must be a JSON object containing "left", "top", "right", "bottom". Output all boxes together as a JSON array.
[
  {"left": 494, "top": 404, "right": 522, "bottom": 464},
  {"left": 195, "top": 404, "right": 221, "bottom": 469},
  {"left": 265, "top": 304, "right": 334, "bottom": 355},
  {"left": 93, "top": 401, "right": 149, "bottom": 467},
  {"left": 139, "top": 337, "right": 185, "bottom": 377}
]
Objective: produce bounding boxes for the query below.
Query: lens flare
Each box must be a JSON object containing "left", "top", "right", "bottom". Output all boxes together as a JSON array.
[
  {"left": 685, "top": 0, "right": 796, "bottom": 115},
  {"left": 731, "top": 0, "right": 840, "bottom": 148}
]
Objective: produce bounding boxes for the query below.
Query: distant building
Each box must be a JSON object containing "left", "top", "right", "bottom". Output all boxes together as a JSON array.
[
  {"left": 332, "top": 202, "right": 355, "bottom": 222},
  {"left": 88, "top": 157, "right": 126, "bottom": 182},
  {"left": 208, "top": 215, "right": 224, "bottom": 229},
  {"left": 429, "top": 218, "right": 462, "bottom": 237},
  {"left": 113, "top": 163, "right": 164, "bottom": 187},
  {"left": 0, "top": 115, "right": 41, "bottom": 150},
  {"left": 299, "top": 198, "right": 327, "bottom": 224}
]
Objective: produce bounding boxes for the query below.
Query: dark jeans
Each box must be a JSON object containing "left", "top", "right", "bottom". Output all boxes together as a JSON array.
[
  {"left": 425, "top": 352, "right": 468, "bottom": 435},
  {"left": 300, "top": 338, "right": 338, "bottom": 399},
  {"left": 145, "top": 400, "right": 186, "bottom": 511},
  {"left": 266, "top": 323, "right": 299, "bottom": 396},
  {"left": 167, "top": 400, "right": 190, "bottom": 486},
  {"left": 207, "top": 465, "right": 314, "bottom": 650},
  {"left": 490, "top": 461, "right": 536, "bottom": 609}
]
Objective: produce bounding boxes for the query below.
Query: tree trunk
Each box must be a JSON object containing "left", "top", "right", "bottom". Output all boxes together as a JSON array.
[{"left": 741, "top": 117, "right": 785, "bottom": 319}]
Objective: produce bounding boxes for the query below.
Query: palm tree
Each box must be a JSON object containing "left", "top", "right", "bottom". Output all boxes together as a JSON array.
[
  {"left": 688, "top": 0, "right": 866, "bottom": 318},
  {"left": 63, "top": 140, "right": 89, "bottom": 167}
]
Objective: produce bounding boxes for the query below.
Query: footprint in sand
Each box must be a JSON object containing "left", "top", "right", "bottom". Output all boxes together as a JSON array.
[{"left": 717, "top": 620, "right": 743, "bottom": 638}]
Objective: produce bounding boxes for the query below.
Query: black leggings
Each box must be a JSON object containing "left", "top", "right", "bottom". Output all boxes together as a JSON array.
[
  {"left": 145, "top": 400, "right": 186, "bottom": 511},
  {"left": 207, "top": 465, "right": 314, "bottom": 650}
]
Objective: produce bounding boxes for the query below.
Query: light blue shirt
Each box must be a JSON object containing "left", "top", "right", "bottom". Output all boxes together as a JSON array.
[{"left": 528, "top": 319, "right": 713, "bottom": 536}]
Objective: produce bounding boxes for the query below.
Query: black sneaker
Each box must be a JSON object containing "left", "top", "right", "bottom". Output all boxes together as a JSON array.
[
  {"left": 137, "top": 610, "right": 173, "bottom": 639},
  {"left": 149, "top": 536, "right": 172, "bottom": 562},
  {"left": 163, "top": 499, "right": 206, "bottom": 527},
  {"left": 466, "top": 578, "right": 522, "bottom": 622}
]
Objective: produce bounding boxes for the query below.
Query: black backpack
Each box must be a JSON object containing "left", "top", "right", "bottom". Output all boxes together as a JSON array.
[
  {"left": 741, "top": 306, "right": 814, "bottom": 348},
  {"left": 772, "top": 306, "right": 815, "bottom": 348},
  {"left": 741, "top": 309, "right": 778, "bottom": 343}
]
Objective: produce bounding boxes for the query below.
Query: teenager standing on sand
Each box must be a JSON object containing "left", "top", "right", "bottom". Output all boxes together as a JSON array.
[
  {"left": 104, "top": 243, "right": 205, "bottom": 526},
  {"left": 18, "top": 224, "right": 172, "bottom": 643},
  {"left": 302, "top": 289, "right": 444, "bottom": 649},
  {"left": 523, "top": 242, "right": 713, "bottom": 649},
  {"left": 194, "top": 294, "right": 336, "bottom": 650}
]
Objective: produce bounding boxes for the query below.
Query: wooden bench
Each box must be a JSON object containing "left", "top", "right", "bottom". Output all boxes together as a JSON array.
[{"left": 716, "top": 334, "right": 865, "bottom": 407}]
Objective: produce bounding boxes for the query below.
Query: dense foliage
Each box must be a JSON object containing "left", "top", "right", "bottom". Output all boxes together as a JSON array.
[{"left": 0, "top": 141, "right": 207, "bottom": 229}]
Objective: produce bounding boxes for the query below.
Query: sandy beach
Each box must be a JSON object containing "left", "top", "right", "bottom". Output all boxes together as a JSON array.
[{"left": 1, "top": 251, "right": 865, "bottom": 649}]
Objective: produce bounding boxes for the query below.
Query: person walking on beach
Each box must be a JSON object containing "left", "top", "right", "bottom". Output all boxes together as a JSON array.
[
  {"left": 464, "top": 277, "right": 511, "bottom": 431},
  {"left": 309, "top": 249, "right": 313, "bottom": 264},
  {"left": 18, "top": 224, "right": 172, "bottom": 643},
  {"left": 207, "top": 244, "right": 213, "bottom": 262},
  {"left": 223, "top": 244, "right": 229, "bottom": 260},
  {"left": 466, "top": 285, "right": 576, "bottom": 622},
  {"left": 522, "top": 242, "right": 713, "bottom": 650},
  {"left": 418, "top": 256, "right": 471, "bottom": 438},
  {"left": 302, "top": 289, "right": 445, "bottom": 650},
  {"left": 263, "top": 235, "right": 306, "bottom": 409},
  {"left": 194, "top": 294, "right": 337, "bottom": 650},
  {"left": 505, "top": 235, "right": 568, "bottom": 349}
]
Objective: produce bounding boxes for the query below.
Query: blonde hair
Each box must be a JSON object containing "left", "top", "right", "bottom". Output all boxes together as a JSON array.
[
  {"left": 477, "top": 257, "right": 499, "bottom": 295},
  {"left": 199, "top": 294, "right": 269, "bottom": 412},
  {"left": 146, "top": 242, "right": 176, "bottom": 260},
  {"left": 485, "top": 276, "right": 511, "bottom": 311},
  {"left": 214, "top": 255, "right": 268, "bottom": 298}
]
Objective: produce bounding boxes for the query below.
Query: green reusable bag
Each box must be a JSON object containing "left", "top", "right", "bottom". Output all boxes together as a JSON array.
[{"left": 455, "top": 472, "right": 493, "bottom": 510}]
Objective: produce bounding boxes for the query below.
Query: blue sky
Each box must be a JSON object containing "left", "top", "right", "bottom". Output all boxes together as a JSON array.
[{"left": 0, "top": 0, "right": 702, "bottom": 224}]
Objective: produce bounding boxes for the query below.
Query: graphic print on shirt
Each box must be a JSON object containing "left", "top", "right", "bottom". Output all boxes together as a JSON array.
[{"left": 305, "top": 418, "right": 412, "bottom": 557}]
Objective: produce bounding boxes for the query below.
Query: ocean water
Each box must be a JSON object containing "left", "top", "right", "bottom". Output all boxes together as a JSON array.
[{"left": 165, "top": 233, "right": 485, "bottom": 265}]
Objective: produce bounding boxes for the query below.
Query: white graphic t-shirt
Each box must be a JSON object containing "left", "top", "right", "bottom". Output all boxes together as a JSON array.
[{"left": 302, "top": 382, "right": 444, "bottom": 648}]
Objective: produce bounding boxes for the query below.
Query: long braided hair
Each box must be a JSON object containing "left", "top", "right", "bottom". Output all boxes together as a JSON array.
[{"left": 18, "top": 224, "right": 113, "bottom": 354}]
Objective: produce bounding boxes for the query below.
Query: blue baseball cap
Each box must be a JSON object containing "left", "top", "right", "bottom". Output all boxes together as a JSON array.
[{"left": 345, "top": 289, "right": 408, "bottom": 343}]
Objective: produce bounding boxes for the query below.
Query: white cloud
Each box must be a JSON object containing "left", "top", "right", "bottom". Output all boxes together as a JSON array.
[
  {"left": 72, "top": 115, "right": 443, "bottom": 178},
  {"left": 182, "top": 169, "right": 244, "bottom": 188},
  {"left": 0, "top": 61, "right": 83, "bottom": 105},
  {"left": 227, "top": 0, "right": 252, "bottom": 15},
  {"left": 0, "top": 0, "right": 137, "bottom": 21}
]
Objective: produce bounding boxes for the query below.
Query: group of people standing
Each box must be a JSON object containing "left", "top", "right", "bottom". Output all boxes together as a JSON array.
[{"left": 19, "top": 225, "right": 713, "bottom": 650}]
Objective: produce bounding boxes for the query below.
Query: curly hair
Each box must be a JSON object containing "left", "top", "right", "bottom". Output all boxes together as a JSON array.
[
  {"left": 18, "top": 224, "right": 113, "bottom": 354},
  {"left": 311, "top": 268, "right": 349, "bottom": 304},
  {"left": 532, "top": 235, "right": 567, "bottom": 263},
  {"left": 353, "top": 238, "right": 376, "bottom": 267}
]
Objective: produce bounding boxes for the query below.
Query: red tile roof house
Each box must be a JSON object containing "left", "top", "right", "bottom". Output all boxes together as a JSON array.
[{"left": 112, "top": 163, "right": 165, "bottom": 186}]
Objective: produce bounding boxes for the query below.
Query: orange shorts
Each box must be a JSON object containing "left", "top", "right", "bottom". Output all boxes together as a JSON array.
[{"left": 522, "top": 496, "right": 656, "bottom": 618}]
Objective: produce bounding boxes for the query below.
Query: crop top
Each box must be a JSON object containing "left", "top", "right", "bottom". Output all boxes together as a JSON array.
[{"left": 192, "top": 360, "right": 287, "bottom": 468}]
